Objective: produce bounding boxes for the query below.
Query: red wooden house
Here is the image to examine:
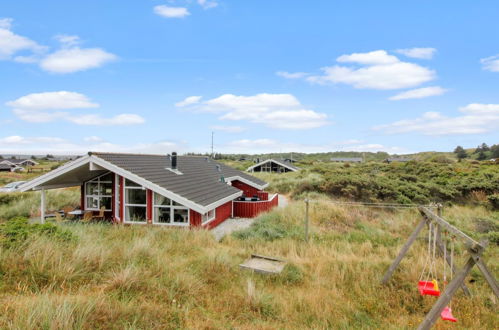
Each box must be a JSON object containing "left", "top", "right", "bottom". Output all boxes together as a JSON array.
[{"left": 20, "top": 152, "right": 278, "bottom": 229}]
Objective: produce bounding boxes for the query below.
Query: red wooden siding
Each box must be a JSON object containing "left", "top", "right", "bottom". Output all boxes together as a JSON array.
[
  {"left": 146, "top": 189, "right": 153, "bottom": 224},
  {"left": 190, "top": 201, "right": 232, "bottom": 230},
  {"left": 231, "top": 180, "right": 268, "bottom": 200},
  {"left": 233, "top": 194, "right": 278, "bottom": 218}
]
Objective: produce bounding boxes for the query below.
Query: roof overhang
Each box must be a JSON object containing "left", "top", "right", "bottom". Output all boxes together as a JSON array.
[
  {"left": 225, "top": 175, "right": 269, "bottom": 190},
  {"left": 246, "top": 159, "right": 299, "bottom": 172},
  {"left": 20, "top": 154, "right": 237, "bottom": 214}
]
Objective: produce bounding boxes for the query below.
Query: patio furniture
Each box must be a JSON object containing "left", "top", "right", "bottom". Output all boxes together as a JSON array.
[{"left": 93, "top": 206, "right": 106, "bottom": 221}]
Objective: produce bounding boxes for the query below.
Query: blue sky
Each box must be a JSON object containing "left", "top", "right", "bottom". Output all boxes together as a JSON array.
[{"left": 1, "top": 0, "right": 498, "bottom": 155}]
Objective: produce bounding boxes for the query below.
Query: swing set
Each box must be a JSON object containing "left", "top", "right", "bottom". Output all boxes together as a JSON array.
[{"left": 381, "top": 205, "right": 499, "bottom": 330}]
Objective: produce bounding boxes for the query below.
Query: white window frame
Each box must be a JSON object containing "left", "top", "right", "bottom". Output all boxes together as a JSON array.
[
  {"left": 124, "top": 178, "right": 147, "bottom": 224},
  {"left": 202, "top": 208, "right": 216, "bottom": 225},
  {"left": 114, "top": 174, "right": 121, "bottom": 220},
  {"left": 152, "top": 192, "right": 190, "bottom": 226},
  {"left": 84, "top": 172, "right": 113, "bottom": 211}
]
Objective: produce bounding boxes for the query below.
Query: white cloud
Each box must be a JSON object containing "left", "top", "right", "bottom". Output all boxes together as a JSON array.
[
  {"left": 7, "top": 91, "right": 144, "bottom": 126},
  {"left": 84, "top": 136, "right": 104, "bottom": 143},
  {"left": 67, "top": 114, "right": 145, "bottom": 126},
  {"left": 54, "top": 34, "right": 81, "bottom": 47},
  {"left": 0, "top": 135, "right": 183, "bottom": 155},
  {"left": 337, "top": 50, "right": 399, "bottom": 65},
  {"left": 0, "top": 18, "right": 46, "bottom": 60},
  {"left": 301, "top": 50, "right": 436, "bottom": 90},
  {"left": 222, "top": 138, "right": 408, "bottom": 154},
  {"left": 178, "top": 93, "right": 329, "bottom": 129},
  {"left": 6, "top": 91, "right": 98, "bottom": 110},
  {"left": 276, "top": 71, "right": 309, "bottom": 79},
  {"left": 374, "top": 103, "right": 499, "bottom": 135},
  {"left": 389, "top": 86, "right": 448, "bottom": 100},
  {"left": 175, "top": 96, "right": 202, "bottom": 107},
  {"left": 154, "top": 5, "right": 190, "bottom": 18},
  {"left": 40, "top": 47, "right": 117, "bottom": 74},
  {"left": 210, "top": 125, "right": 245, "bottom": 133},
  {"left": 198, "top": 0, "right": 219, "bottom": 9},
  {"left": 481, "top": 55, "right": 499, "bottom": 72},
  {"left": 396, "top": 47, "right": 436, "bottom": 59}
]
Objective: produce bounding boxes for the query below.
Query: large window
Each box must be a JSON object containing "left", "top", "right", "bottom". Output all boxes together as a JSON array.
[
  {"left": 153, "top": 193, "right": 189, "bottom": 226},
  {"left": 124, "top": 178, "right": 147, "bottom": 223},
  {"left": 85, "top": 172, "right": 113, "bottom": 211}
]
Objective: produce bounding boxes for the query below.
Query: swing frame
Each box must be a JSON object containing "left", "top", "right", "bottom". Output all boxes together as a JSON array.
[{"left": 381, "top": 205, "right": 499, "bottom": 330}]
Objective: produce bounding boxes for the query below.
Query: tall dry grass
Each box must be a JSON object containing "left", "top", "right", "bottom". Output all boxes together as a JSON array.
[{"left": 0, "top": 199, "right": 497, "bottom": 329}]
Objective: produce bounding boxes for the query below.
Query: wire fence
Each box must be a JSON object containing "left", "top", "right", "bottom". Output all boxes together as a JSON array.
[{"left": 306, "top": 199, "right": 439, "bottom": 209}]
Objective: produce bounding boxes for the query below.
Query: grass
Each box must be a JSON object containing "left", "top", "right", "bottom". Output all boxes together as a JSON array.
[{"left": 0, "top": 198, "right": 497, "bottom": 329}]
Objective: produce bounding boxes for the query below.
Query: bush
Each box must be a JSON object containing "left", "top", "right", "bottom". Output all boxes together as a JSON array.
[
  {"left": 0, "top": 217, "right": 75, "bottom": 248},
  {"left": 232, "top": 212, "right": 303, "bottom": 241},
  {"left": 488, "top": 194, "right": 499, "bottom": 210}
]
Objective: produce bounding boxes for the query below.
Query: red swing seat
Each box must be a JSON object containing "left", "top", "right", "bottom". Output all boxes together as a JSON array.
[
  {"left": 418, "top": 281, "right": 440, "bottom": 296},
  {"left": 441, "top": 306, "right": 457, "bottom": 322}
]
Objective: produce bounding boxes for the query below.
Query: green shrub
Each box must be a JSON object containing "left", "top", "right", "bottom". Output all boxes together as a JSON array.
[
  {"left": 0, "top": 217, "right": 75, "bottom": 248},
  {"left": 232, "top": 212, "right": 303, "bottom": 241},
  {"left": 488, "top": 194, "right": 499, "bottom": 210}
]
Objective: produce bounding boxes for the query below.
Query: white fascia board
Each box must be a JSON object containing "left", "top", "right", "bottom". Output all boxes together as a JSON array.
[
  {"left": 225, "top": 175, "right": 268, "bottom": 190},
  {"left": 19, "top": 155, "right": 91, "bottom": 192},
  {"left": 90, "top": 156, "right": 209, "bottom": 214}
]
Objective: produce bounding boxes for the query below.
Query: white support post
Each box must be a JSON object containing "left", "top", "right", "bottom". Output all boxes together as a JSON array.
[{"left": 40, "top": 188, "right": 46, "bottom": 224}]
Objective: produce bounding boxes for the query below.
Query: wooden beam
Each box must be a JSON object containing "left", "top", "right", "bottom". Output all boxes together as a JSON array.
[
  {"left": 417, "top": 247, "right": 484, "bottom": 330},
  {"left": 40, "top": 189, "right": 46, "bottom": 224},
  {"left": 472, "top": 255, "right": 499, "bottom": 299},
  {"left": 381, "top": 218, "right": 427, "bottom": 284},
  {"left": 419, "top": 207, "right": 482, "bottom": 248}
]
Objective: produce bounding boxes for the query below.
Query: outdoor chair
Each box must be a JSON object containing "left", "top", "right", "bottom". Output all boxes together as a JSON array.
[{"left": 93, "top": 206, "right": 106, "bottom": 221}]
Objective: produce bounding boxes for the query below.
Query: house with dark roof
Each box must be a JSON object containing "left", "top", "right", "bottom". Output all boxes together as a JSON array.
[
  {"left": 20, "top": 152, "right": 278, "bottom": 228},
  {"left": 0, "top": 158, "right": 37, "bottom": 167},
  {"left": 0, "top": 163, "right": 24, "bottom": 172},
  {"left": 246, "top": 159, "right": 299, "bottom": 173}
]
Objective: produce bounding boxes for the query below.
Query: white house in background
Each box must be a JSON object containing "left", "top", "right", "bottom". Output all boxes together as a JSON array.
[
  {"left": 247, "top": 159, "right": 299, "bottom": 173},
  {"left": 0, "top": 158, "right": 38, "bottom": 167}
]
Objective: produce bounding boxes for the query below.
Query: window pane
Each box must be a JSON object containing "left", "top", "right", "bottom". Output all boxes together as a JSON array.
[
  {"left": 173, "top": 208, "right": 188, "bottom": 224},
  {"left": 86, "top": 182, "right": 99, "bottom": 195},
  {"left": 125, "top": 179, "right": 141, "bottom": 187},
  {"left": 102, "top": 182, "right": 113, "bottom": 195},
  {"left": 86, "top": 196, "right": 98, "bottom": 209},
  {"left": 101, "top": 197, "right": 112, "bottom": 210},
  {"left": 154, "top": 207, "right": 171, "bottom": 223},
  {"left": 154, "top": 193, "right": 171, "bottom": 206},
  {"left": 101, "top": 172, "right": 113, "bottom": 182},
  {"left": 126, "top": 206, "right": 146, "bottom": 222},
  {"left": 126, "top": 188, "right": 146, "bottom": 205},
  {"left": 172, "top": 200, "right": 184, "bottom": 206}
]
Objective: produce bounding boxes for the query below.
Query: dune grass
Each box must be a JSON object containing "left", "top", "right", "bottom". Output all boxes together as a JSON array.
[{"left": 0, "top": 198, "right": 497, "bottom": 329}]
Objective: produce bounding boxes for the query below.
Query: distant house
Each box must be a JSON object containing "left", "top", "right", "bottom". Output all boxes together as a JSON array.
[
  {"left": 20, "top": 152, "right": 278, "bottom": 227},
  {"left": 283, "top": 158, "right": 297, "bottom": 163},
  {"left": 385, "top": 157, "right": 412, "bottom": 163},
  {"left": 0, "top": 163, "right": 24, "bottom": 172},
  {"left": 331, "top": 157, "right": 363, "bottom": 163},
  {"left": 0, "top": 158, "right": 38, "bottom": 167},
  {"left": 247, "top": 159, "right": 299, "bottom": 173}
]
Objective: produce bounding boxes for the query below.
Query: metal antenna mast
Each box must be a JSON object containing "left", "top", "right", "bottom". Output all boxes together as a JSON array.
[{"left": 211, "top": 131, "right": 214, "bottom": 158}]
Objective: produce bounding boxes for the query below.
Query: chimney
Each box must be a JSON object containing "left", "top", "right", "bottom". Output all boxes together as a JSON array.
[{"left": 171, "top": 152, "right": 177, "bottom": 169}]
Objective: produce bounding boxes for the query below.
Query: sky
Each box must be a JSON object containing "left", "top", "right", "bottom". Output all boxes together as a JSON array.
[{"left": 1, "top": 0, "right": 498, "bottom": 155}]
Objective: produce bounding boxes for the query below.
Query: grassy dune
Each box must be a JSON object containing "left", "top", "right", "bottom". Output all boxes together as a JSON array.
[{"left": 0, "top": 199, "right": 497, "bottom": 329}]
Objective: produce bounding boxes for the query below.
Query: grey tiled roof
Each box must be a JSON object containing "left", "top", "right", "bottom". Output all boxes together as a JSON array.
[
  {"left": 92, "top": 152, "right": 267, "bottom": 207},
  {"left": 331, "top": 157, "right": 363, "bottom": 162}
]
